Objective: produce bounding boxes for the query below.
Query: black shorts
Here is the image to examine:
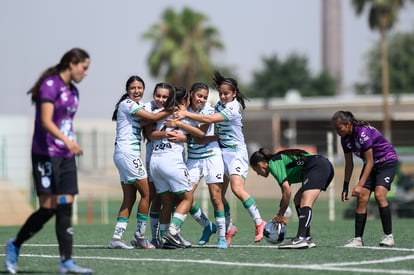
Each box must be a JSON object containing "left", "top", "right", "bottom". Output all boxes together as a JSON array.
[
  {"left": 301, "top": 156, "right": 334, "bottom": 192},
  {"left": 361, "top": 161, "right": 398, "bottom": 191},
  {"left": 31, "top": 154, "right": 79, "bottom": 196}
]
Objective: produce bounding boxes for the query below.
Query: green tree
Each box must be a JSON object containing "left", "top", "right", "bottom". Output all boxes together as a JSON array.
[
  {"left": 358, "top": 30, "right": 414, "bottom": 96},
  {"left": 247, "top": 53, "right": 336, "bottom": 99},
  {"left": 351, "top": 0, "right": 413, "bottom": 141},
  {"left": 142, "top": 7, "right": 224, "bottom": 88}
]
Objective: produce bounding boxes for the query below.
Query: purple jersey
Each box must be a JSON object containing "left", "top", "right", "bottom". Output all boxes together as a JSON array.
[
  {"left": 341, "top": 125, "right": 398, "bottom": 164},
  {"left": 31, "top": 75, "right": 79, "bottom": 157}
]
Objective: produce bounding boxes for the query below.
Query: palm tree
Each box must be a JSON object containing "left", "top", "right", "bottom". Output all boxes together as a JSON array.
[
  {"left": 351, "top": 0, "right": 411, "bottom": 141},
  {"left": 142, "top": 7, "right": 224, "bottom": 89}
]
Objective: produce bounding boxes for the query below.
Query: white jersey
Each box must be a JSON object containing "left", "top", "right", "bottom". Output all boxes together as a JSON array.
[
  {"left": 214, "top": 99, "right": 249, "bottom": 178},
  {"left": 150, "top": 113, "right": 192, "bottom": 194},
  {"left": 151, "top": 114, "right": 189, "bottom": 156},
  {"left": 143, "top": 100, "right": 164, "bottom": 182},
  {"left": 187, "top": 102, "right": 221, "bottom": 160},
  {"left": 114, "top": 97, "right": 145, "bottom": 153},
  {"left": 215, "top": 99, "right": 246, "bottom": 151},
  {"left": 113, "top": 97, "right": 147, "bottom": 183}
]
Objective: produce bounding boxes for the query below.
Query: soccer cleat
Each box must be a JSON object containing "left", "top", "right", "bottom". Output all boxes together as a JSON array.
[
  {"left": 254, "top": 220, "right": 266, "bottom": 242},
  {"left": 160, "top": 238, "right": 177, "bottom": 250},
  {"left": 5, "top": 238, "right": 19, "bottom": 274},
  {"left": 306, "top": 237, "right": 316, "bottom": 248},
  {"left": 107, "top": 238, "right": 134, "bottom": 249},
  {"left": 278, "top": 237, "right": 309, "bottom": 249},
  {"left": 150, "top": 238, "right": 161, "bottom": 248},
  {"left": 344, "top": 237, "right": 364, "bottom": 247},
  {"left": 198, "top": 222, "right": 217, "bottom": 245},
  {"left": 163, "top": 231, "right": 191, "bottom": 248},
  {"left": 217, "top": 237, "right": 228, "bottom": 249},
  {"left": 131, "top": 233, "right": 156, "bottom": 249},
  {"left": 379, "top": 234, "right": 395, "bottom": 247},
  {"left": 225, "top": 225, "right": 238, "bottom": 246},
  {"left": 178, "top": 234, "right": 192, "bottom": 248},
  {"left": 58, "top": 259, "right": 93, "bottom": 274}
]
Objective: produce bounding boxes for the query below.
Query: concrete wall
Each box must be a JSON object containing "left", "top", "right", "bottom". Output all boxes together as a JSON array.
[{"left": 0, "top": 115, "right": 32, "bottom": 196}]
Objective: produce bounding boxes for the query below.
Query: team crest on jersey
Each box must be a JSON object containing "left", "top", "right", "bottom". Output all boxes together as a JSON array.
[
  {"left": 61, "top": 92, "right": 68, "bottom": 102},
  {"left": 41, "top": 176, "right": 51, "bottom": 188},
  {"left": 137, "top": 167, "right": 145, "bottom": 177}
]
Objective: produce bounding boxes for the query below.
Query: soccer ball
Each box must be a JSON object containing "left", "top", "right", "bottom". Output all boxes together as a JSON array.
[{"left": 263, "top": 220, "right": 287, "bottom": 244}]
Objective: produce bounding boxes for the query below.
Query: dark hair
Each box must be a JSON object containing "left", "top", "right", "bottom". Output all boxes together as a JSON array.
[
  {"left": 331, "top": 110, "right": 370, "bottom": 127},
  {"left": 212, "top": 71, "right": 247, "bottom": 110},
  {"left": 175, "top": 86, "right": 189, "bottom": 106},
  {"left": 190, "top": 82, "right": 209, "bottom": 94},
  {"left": 154, "top": 83, "right": 176, "bottom": 111},
  {"left": 112, "top": 76, "right": 145, "bottom": 121},
  {"left": 27, "top": 48, "right": 90, "bottom": 104},
  {"left": 249, "top": 147, "right": 308, "bottom": 167}
]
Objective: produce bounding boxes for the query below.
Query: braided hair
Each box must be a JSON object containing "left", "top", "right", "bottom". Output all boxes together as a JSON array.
[{"left": 331, "top": 110, "right": 370, "bottom": 127}]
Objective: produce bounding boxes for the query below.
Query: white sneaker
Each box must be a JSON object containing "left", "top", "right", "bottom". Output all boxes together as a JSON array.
[
  {"left": 131, "top": 233, "right": 156, "bottom": 249},
  {"left": 306, "top": 237, "right": 316, "bottom": 248},
  {"left": 379, "top": 234, "right": 395, "bottom": 247},
  {"left": 344, "top": 237, "right": 363, "bottom": 247},
  {"left": 107, "top": 239, "right": 133, "bottom": 249},
  {"left": 278, "top": 237, "right": 309, "bottom": 249}
]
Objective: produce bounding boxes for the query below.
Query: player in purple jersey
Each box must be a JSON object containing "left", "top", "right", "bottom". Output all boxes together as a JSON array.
[
  {"left": 331, "top": 110, "right": 398, "bottom": 248},
  {"left": 4, "top": 48, "right": 93, "bottom": 274}
]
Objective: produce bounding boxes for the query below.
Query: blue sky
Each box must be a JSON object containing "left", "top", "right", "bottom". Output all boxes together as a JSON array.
[{"left": 1, "top": 0, "right": 413, "bottom": 119}]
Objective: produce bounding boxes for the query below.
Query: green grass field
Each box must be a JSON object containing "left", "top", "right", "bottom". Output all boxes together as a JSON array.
[{"left": 1, "top": 198, "right": 414, "bottom": 275}]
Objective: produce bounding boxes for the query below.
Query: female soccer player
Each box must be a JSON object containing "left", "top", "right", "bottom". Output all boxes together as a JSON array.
[
  {"left": 107, "top": 77, "right": 171, "bottom": 250},
  {"left": 164, "top": 82, "right": 227, "bottom": 248},
  {"left": 149, "top": 86, "right": 205, "bottom": 248},
  {"left": 249, "top": 148, "right": 334, "bottom": 249},
  {"left": 5, "top": 48, "right": 93, "bottom": 274},
  {"left": 142, "top": 83, "right": 172, "bottom": 248},
  {"left": 331, "top": 110, "right": 398, "bottom": 247},
  {"left": 174, "top": 72, "right": 265, "bottom": 244}
]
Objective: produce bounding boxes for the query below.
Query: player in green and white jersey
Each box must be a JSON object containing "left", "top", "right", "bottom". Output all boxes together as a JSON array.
[
  {"left": 149, "top": 86, "right": 205, "bottom": 249},
  {"left": 174, "top": 72, "right": 265, "bottom": 245},
  {"left": 108, "top": 76, "right": 171, "bottom": 250},
  {"left": 165, "top": 82, "right": 226, "bottom": 248}
]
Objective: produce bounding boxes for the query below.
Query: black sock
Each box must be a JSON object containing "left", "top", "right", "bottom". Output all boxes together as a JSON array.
[
  {"left": 298, "top": 206, "right": 312, "bottom": 238},
  {"left": 14, "top": 208, "right": 55, "bottom": 247},
  {"left": 295, "top": 205, "right": 301, "bottom": 217},
  {"left": 355, "top": 212, "right": 367, "bottom": 238},
  {"left": 379, "top": 205, "right": 392, "bottom": 235},
  {"left": 55, "top": 204, "right": 73, "bottom": 262}
]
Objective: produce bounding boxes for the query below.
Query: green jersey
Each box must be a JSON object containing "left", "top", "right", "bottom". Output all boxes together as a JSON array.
[{"left": 268, "top": 152, "right": 315, "bottom": 185}]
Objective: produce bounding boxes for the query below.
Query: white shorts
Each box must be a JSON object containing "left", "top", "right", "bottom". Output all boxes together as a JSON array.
[
  {"left": 113, "top": 152, "right": 147, "bottom": 184},
  {"left": 150, "top": 154, "right": 192, "bottom": 194},
  {"left": 187, "top": 155, "right": 224, "bottom": 185},
  {"left": 221, "top": 147, "right": 249, "bottom": 179}
]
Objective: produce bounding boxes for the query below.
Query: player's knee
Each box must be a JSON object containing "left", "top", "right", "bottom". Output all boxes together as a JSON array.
[{"left": 57, "top": 195, "right": 74, "bottom": 205}]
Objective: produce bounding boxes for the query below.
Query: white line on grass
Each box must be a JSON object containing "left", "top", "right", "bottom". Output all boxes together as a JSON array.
[
  {"left": 1, "top": 252, "right": 413, "bottom": 274},
  {"left": 22, "top": 243, "right": 414, "bottom": 252}
]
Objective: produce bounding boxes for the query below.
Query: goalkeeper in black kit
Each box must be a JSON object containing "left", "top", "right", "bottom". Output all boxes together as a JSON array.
[{"left": 249, "top": 148, "right": 334, "bottom": 249}]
